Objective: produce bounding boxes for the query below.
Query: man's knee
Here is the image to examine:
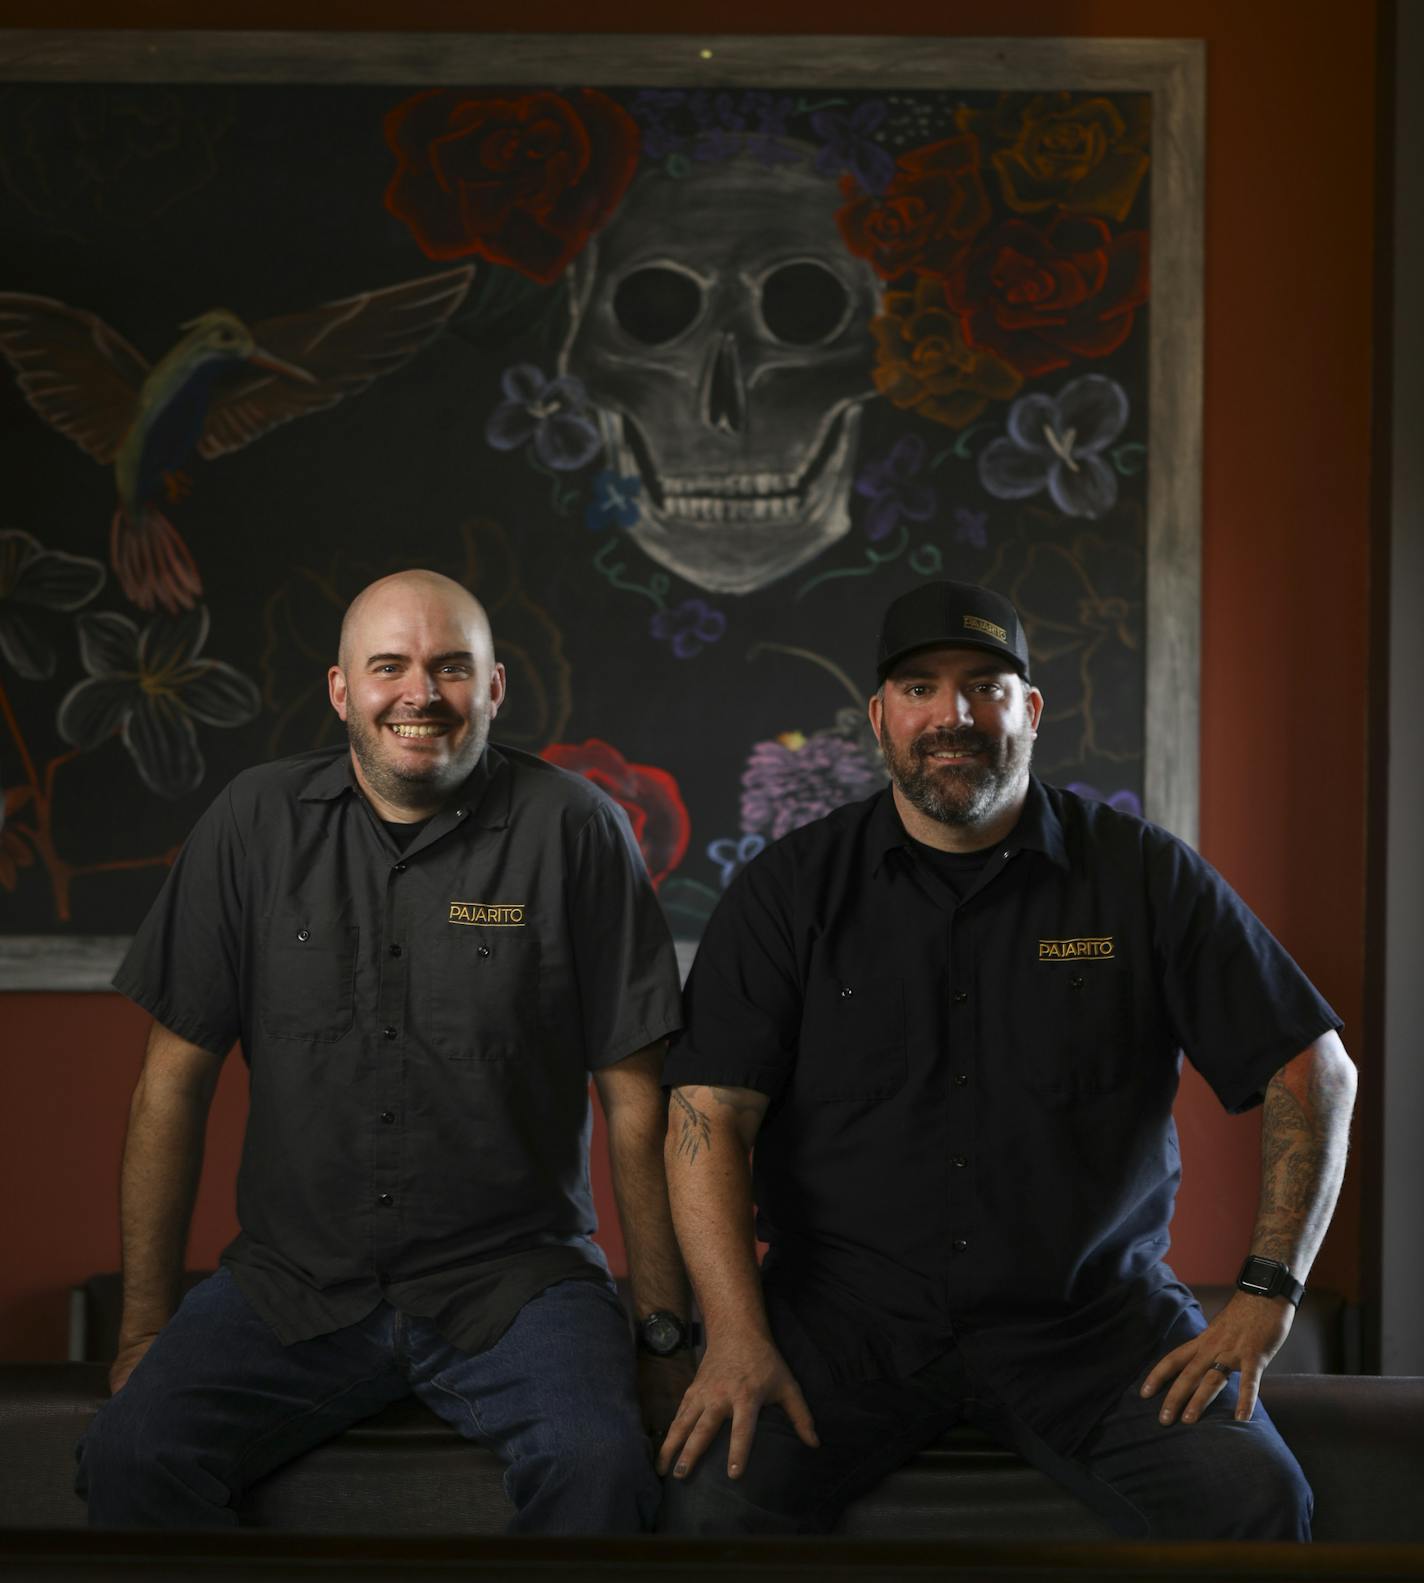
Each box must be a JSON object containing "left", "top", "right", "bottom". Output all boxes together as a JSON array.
[
  {"left": 1153, "top": 1417, "right": 1313, "bottom": 1541},
  {"left": 1220, "top": 1432, "right": 1313, "bottom": 1541},
  {"left": 505, "top": 1426, "right": 658, "bottom": 1533},
  {"left": 654, "top": 1421, "right": 828, "bottom": 1537},
  {"left": 81, "top": 1393, "right": 234, "bottom": 1528}
]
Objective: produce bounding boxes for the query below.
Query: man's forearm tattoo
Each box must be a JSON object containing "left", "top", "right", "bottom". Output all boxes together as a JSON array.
[
  {"left": 671, "top": 1089, "right": 712, "bottom": 1164},
  {"left": 1254, "top": 1057, "right": 1353, "bottom": 1265}
]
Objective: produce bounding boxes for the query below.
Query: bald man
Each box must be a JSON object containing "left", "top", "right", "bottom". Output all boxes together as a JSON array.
[{"left": 79, "top": 571, "right": 688, "bottom": 1533}]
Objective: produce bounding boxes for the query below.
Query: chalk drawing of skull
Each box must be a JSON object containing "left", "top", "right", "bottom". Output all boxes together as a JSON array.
[{"left": 560, "top": 145, "right": 882, "bottom": 595}]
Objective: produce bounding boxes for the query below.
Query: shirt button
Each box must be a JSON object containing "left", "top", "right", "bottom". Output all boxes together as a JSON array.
[
  {"left": 951, "top": 1155, "right": 967, "bottom": 1168},
  {"left": 393, "top": 862, "right": 407, "bottom": 873},
  {"left": 840, "top": 986, "right": 853, "bottom": 998},
  {"left": 952, "top": 1238, "right": 968, "bottom": 1252},
  {"left": 952, "top": 990, "right": 968, "bottom": 1005},
  {"left": 380, "top": 1111, "right": 395, "bottom": 1124},
  {"left": 954, "top": 1073, "right": 969, "bottom": 1087},
  {"left": 478, "top": 944, "right": 491, "bottom": 958},
  {"left": 1070, "top": 973, "right": 1085, "bottom": 989},
  {"left": 389, "top": 944, "right": 402, "bottom": 958},
  {"left": 377, "top": 1193, "right": 393, "bottom": 1207},
  {"left": 383, "top": 1026, "right": 397, "bottom": 1040},
  {"left": 296, "top": 929, "right": 310, "bottom": 942},
  {"left": 456, "top": 808, "right": 466, "bottom": 819}
]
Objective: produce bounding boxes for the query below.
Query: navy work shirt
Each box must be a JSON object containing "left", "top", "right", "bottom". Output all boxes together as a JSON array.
[
  {"left": 663, "top": 778, "right": 1341, "bottom": 1453},
  {"left": 115, "top": 743, "right": 682, "bottom": 1356}
]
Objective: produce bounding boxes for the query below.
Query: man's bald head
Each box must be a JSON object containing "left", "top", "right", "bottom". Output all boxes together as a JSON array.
[
  {"left": 337, "top": 569, "right": 492, "bottom": 674},
  {"left": 328, "top": 569, "right": 505, "bottom": 820}
]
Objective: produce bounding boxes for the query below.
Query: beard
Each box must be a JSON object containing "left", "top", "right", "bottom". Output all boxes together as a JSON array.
[
  {"left": 879, "top": 721, "right": 1034, "bottom": 829},
  {"left": 344, "top": 705, "right": 486, "bottom": 812}
]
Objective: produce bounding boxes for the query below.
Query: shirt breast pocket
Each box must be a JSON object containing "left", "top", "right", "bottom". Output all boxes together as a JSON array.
[
  {"left": 259, "top": 910, "right": 358, "bottom": 1042},
  {"left": 795, "top": 974, "right": 907, "bottom": 1103},
  {"left": 432, "top": 931, "right": 542, "bottom": 1060},
  {"left": 1024, "top": 964, "right": 1137, "bottom": 1106}
]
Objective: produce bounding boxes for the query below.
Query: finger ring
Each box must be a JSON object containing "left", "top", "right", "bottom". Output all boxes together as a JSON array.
[{"left": 1208, "top": 1360, "right": 1233, "bottom": 1376}]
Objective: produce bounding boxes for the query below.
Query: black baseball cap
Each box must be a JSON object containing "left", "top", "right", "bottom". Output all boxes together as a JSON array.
[{"left": 876, "top": 580, "right": 1031, "bottom": 680}]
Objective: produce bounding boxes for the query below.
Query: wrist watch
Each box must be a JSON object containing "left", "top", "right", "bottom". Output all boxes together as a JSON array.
[
  {"left": 636, "top": 1310, "right": 692, "bottom": 1357},
  {"left": 1236, "top": 1254, "right": 1305, "bottom": 1307}
]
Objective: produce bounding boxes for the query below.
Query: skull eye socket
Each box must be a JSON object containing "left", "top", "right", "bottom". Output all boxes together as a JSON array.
[
  {"left": 759, "top": 261, "right": 854, "bottom": 347},
  {"left": 612, "top": 266, "right": 705, "bottom": 347}
]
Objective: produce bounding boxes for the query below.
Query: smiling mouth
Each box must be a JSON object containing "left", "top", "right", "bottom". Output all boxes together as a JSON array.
[{"left": 388, "top": 723, "right": 451, "bottom": 739}]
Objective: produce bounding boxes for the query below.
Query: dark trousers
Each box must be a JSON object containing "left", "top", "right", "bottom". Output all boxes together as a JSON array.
[
  {"left": 658, "top": 1309, "right": 1312, "bottom": 1540},
  {"left": 79, "top": 1268, "right": 658, "bottom": 1533}
]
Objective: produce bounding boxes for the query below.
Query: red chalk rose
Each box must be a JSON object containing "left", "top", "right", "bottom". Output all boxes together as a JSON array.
[
  {"left": 836, "top": 134, "right": 991, "bottom": 281},
  {"left": 384, "top": 88, "right": 640, "bottom": 284},
  {"left": 540, "top": 738, "right": 690, "bottom": 889},
  {"left": 945, "top": 214, "right": 1149, "bottom": 379}
]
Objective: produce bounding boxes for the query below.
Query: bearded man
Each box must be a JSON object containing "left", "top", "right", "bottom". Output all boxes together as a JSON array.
[
  {"left": 80, "top": 570, "right": 690, "bottom": 1532},
  {"left": 656, "top": 579, "right": 1355, "bottom": 1540}
]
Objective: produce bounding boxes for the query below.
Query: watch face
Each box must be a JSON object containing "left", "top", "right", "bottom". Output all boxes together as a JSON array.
[
  {"left": 640, "top": 1312, "right": 685, "bottom": 1355},
  {"left": 1239, "top": 1256, "right": 1280, "bottom": 1295}
]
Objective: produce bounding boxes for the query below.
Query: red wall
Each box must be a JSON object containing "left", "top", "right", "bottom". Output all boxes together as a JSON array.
[{"left": 0, "top": 0, "right": 1378, "bottom": 1357}]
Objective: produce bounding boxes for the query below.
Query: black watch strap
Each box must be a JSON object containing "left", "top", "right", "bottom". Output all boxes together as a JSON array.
[{"left": 1236, "top": 1254, "right": 1305, "bottom": 1307}]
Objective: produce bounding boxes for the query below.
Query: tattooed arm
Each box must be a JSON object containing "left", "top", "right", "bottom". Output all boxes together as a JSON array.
[
  {"left": 657, "top": 1084, "right": 819, "bottom": 1481},
  {"left": 1143, "top": 1029, "right": 1357, "bottom": 1426}
]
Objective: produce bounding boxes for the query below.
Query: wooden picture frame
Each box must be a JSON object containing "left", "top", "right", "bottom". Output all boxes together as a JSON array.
[{"left": 0, "top": 31, "right": 1203, "bottom": 990}]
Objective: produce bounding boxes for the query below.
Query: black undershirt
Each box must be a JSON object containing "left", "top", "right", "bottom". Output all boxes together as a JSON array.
[
  {"left": 382, "top": 817, "right": 433, "bottom": 853},
  {"left": 906, "top": 836, "right": 997, "bottom": 900}
]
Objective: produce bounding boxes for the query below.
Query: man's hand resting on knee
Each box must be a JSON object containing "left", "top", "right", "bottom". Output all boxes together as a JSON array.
[{"left": 657, "top": 1332, "right": 818, "bottom": 1480}]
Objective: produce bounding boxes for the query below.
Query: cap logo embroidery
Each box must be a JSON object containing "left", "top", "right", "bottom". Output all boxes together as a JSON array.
[
  {"left": 1039, "top": 937, "right": 1114, "bottom": 960},
  {"left": 964, "top": 614, "right": 1008, "bottom": 642},
  {"left": 449, "top": 902, "right": 526, "bottom": 926}
]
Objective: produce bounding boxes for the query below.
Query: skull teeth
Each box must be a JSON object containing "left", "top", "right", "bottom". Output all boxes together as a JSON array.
[
  {"left": 663, "top": 472, "right": 799, "bottom": 497},
  {"left": 661, "top": 494, "right": 802, "bottom": 521}
]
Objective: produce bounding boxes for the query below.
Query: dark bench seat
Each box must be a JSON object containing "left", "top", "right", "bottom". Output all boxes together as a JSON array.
[{"left": 2, "top": 1362, "right": 1421, "bottom": 1544}]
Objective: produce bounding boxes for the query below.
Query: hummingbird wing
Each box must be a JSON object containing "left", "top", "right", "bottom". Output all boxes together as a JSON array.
[
  {"left": 0, "top": 293, "right": 148, "bottom": 464},
  {"left": 197, "top": 266, "right": 475, "bottom": 458}
]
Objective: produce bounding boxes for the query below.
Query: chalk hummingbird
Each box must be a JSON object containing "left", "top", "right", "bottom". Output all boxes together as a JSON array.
[{"left": 0, "top": 267, "right": 475, "bottom": 612}]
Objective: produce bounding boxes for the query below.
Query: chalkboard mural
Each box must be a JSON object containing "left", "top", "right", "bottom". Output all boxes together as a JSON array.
[{"left": 0, "top": 38, "right": 1201, "bottom": 982}]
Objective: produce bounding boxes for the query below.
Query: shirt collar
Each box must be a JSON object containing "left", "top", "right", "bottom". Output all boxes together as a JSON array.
[
  {"left": 296, "top": 743, "right": 511, "bottom": 827},
  {"left": 869, "top": 773, "right": 1069, "bottom": 873}
]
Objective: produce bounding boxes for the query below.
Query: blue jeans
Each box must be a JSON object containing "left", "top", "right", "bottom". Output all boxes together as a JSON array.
[
  {"left": 658, "top": 1308, "right": 1312, "bottom": 1540},
  {"left": 79, "top": 1269, "right": 658, "bottom": 1533}
]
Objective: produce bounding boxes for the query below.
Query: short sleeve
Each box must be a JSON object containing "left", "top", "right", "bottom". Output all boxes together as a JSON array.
[
  {"left": 111, "top": 782, "right": 246, "bottom": 1057},
  {"left": 662, "top": 850, "right": 803, "bottom": 1098},
  {"left": 1148, "top": 833, "right": 1343, "bottom": 1113},
  {"left": 567, "top": 802, "right": 682, "bottom": 1069}
]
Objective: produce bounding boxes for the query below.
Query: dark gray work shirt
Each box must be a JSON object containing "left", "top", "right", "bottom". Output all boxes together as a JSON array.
[
  {"left": 114, "top": 744, "right": 682, "bottom": 1355},
  {"left": 663, "top": 777, "right": 1342, "bottom": 1453}
]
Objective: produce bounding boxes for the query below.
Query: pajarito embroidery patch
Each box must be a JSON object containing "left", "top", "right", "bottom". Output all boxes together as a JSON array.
[
  {"left": 449, "top": 902, "right": 526, "bottom": 926},
  {"left": 964, "top": 614, "right": 1008, "bottom": 642},
  {"left": 1038, "top": 937, "right": 1115, "bottom": 960}
]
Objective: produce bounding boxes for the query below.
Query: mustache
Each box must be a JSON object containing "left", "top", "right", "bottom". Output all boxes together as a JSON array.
[{"left": 912, "top": 728, "right": 992, "bottom": 759}]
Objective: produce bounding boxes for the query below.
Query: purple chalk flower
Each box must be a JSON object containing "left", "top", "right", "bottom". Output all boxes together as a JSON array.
[
  {"left": 811, "top": 100, "right": 896, "bottom": 195},
  {"left": 1065, "top": 782, "right": 1143, "bottom": 819},
  {"left": 650, "top": 598, "right": 727, "bottom": 659},
  {"left": 486, "top": 364, "right": 602, "bottom": 472},
  {"left": 978, "top": 375, "right": 1129, "bottom": 519},
  {"left": 740, "top": 732, "right": 885, "bottom": 840},
  {"left": 855, "top": 434, "right": 938, "bottom": 543}
]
